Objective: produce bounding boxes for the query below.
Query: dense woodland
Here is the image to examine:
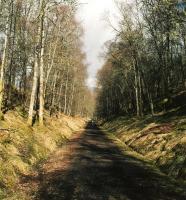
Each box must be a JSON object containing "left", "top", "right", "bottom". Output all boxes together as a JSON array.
[
  {"left": 1, "top": 0, "right": 185, "bottom": 125},
  {"left": 0, "top": 1, "right": 186, "bottom": 199},
  {"left": 96, "top": 0, "right": 186, "bottom": 119},
  {"left": 0, "top": 0, "right": 92, "bottom": 126}
]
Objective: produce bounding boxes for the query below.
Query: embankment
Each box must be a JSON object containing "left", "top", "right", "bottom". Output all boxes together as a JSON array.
[
  {"left": 0, "top": 109, "right": 86, "bottom": 199},
  {"left": 102, "top": 110, "right": 186, "bottom": 181}
]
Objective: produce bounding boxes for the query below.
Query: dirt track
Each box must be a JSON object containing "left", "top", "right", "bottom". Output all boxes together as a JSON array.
[{"left": 24, "top": 123, "right": 186, "bottom": 200}]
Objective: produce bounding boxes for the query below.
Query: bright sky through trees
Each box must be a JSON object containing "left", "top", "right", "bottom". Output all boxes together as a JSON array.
[{"left": 76, "top": 0, "right": 119, "bottom": 88}]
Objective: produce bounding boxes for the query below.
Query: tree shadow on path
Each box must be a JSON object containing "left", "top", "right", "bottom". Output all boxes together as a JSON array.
[{"left": 36, "top": 123, "right": 186, "bottom": 200}]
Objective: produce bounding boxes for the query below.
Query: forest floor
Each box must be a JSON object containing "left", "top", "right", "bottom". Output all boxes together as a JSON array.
[{"left": 21, "top": 123, "right": 186, "bottom": 200}]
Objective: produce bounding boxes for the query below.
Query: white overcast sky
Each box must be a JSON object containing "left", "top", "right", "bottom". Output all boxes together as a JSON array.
[{"left": 76, "top": 0, "right": 119, "bottom": 88}]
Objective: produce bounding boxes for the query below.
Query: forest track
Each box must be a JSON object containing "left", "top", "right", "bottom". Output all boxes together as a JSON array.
[{"left": 22, "top": 123, "right": 186, "bottom": 200}]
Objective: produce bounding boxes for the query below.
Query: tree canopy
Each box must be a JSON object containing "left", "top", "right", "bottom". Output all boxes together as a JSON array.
[
  {"left": 0, "top": 0, "right": 92, "bottom": 125},
  {"left": 96, "top": 0, "right": 186, "bottom": 119}
]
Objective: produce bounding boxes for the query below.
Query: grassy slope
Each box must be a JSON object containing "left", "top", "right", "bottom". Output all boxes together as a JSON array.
[
  {"left": 102, "top": 107, "right": 186, "bottom": 181},
  {"left": 0, "top": 109, "right": 86, "bottom": 199}
]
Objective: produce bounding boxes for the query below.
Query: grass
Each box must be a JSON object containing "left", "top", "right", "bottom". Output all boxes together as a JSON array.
[
  {"left": 0, "top": 110, "right": 85, "bottom": 199},
  {"left": 101, "top": 108, "right": 186, "bottom": 180}
]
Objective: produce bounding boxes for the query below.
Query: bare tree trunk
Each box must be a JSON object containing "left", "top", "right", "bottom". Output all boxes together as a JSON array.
[
  {"left": 38, "top": 0, "right": 46, "bottom": 126},
  {"left": 8, "top": 0, "right": 17, "bottom": 106},
  {"left": 138, "top": 71, "right": 143, "bottom": 117},
  {"left": 67, "top": 81, "right": 75, "bottom": 116},
  {"left": 50, "top": 71, "right": 58, "bottom": 110},
  {"left": 0, "top": 24, "right": 9, "bottom": 118},
  {"left": 28, "top": 0, "right": 45, "bottom": 126},
  {"left": 64, "top": 67, "right": 69, "bottom": 114},
  {"left": 134, "top": 61, "right": 140, "bottom": 117},
  {"left": 44, "top": 24, "right": 61, "bottom": 96},
  {"left": 140, "top": 69, "right": 155, "bottom": 116},
  {"left": 57, "top": 83, "right": 63, "bottom": 112},
  {"left": 28, "top": 57, "right": 39, "bottom": 125},
  {"left": 39, "top": 27, "right": 45, "bottom": 126},
  {"left": 149, "top": 93, "right": 154, "bottom": 116}
]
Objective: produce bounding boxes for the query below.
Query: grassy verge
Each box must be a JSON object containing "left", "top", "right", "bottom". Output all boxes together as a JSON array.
[
  {"left": 0, "top": 108, "right": 86, "bottom": 199},
  {"left": 101, "top": 109, "right": 186, "bottom": 181}
]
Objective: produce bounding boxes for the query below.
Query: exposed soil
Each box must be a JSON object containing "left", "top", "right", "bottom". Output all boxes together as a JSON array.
[{"left": 21, "top": 123, "right": 186, "bottom": 200}]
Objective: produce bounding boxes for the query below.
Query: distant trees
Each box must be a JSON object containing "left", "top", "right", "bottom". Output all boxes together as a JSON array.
[
  {"left": 96, "top": 1, "right": 186, "bottom": 119},
  {"left": 0, "top": 0, "right": 91, "bottom": 125}
]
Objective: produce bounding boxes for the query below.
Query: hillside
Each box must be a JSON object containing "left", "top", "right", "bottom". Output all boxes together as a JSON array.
[
  {"left": 101, "top": 107, "right": 186, "bottom": 181},
  {"left": 0, "top": 109, "right": 86, "bottom": 199}
]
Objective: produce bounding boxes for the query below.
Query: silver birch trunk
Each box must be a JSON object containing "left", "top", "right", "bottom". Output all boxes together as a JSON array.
[
  {"left": 27, "top": 56, "right": 39, "bottom": 125},
  {"left": 39, "top": 28, "right": 45, "bottom": 126},
  {"left": 67, "top": 81, "right": 75, "bottom": 116},
  {"left": 134, "top": 62, "right": 140, "bottom": 117},
  {"left": 64, "top": 67, "right": 69, "bottom": 114},
  {"left": 44, "top": 24, "right": 61, "bottom": 96},
  {"left": 0, "top": 23, "right": 9, "bottom": 118},
  {"left": 28, "top": 0, "right": 45, "bottom": 125}
]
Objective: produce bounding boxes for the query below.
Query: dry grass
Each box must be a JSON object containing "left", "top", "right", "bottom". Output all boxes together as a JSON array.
[
  {"left": 0, "top": 110, "right": 86, "bottom": 199},
  {"left": 102, "top": 112, "right": 186, "bottom": 181}
]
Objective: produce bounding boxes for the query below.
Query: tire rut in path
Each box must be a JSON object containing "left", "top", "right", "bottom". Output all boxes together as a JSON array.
[{"left": 33, "top": 124, "right": 186, "bottom": 200}]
